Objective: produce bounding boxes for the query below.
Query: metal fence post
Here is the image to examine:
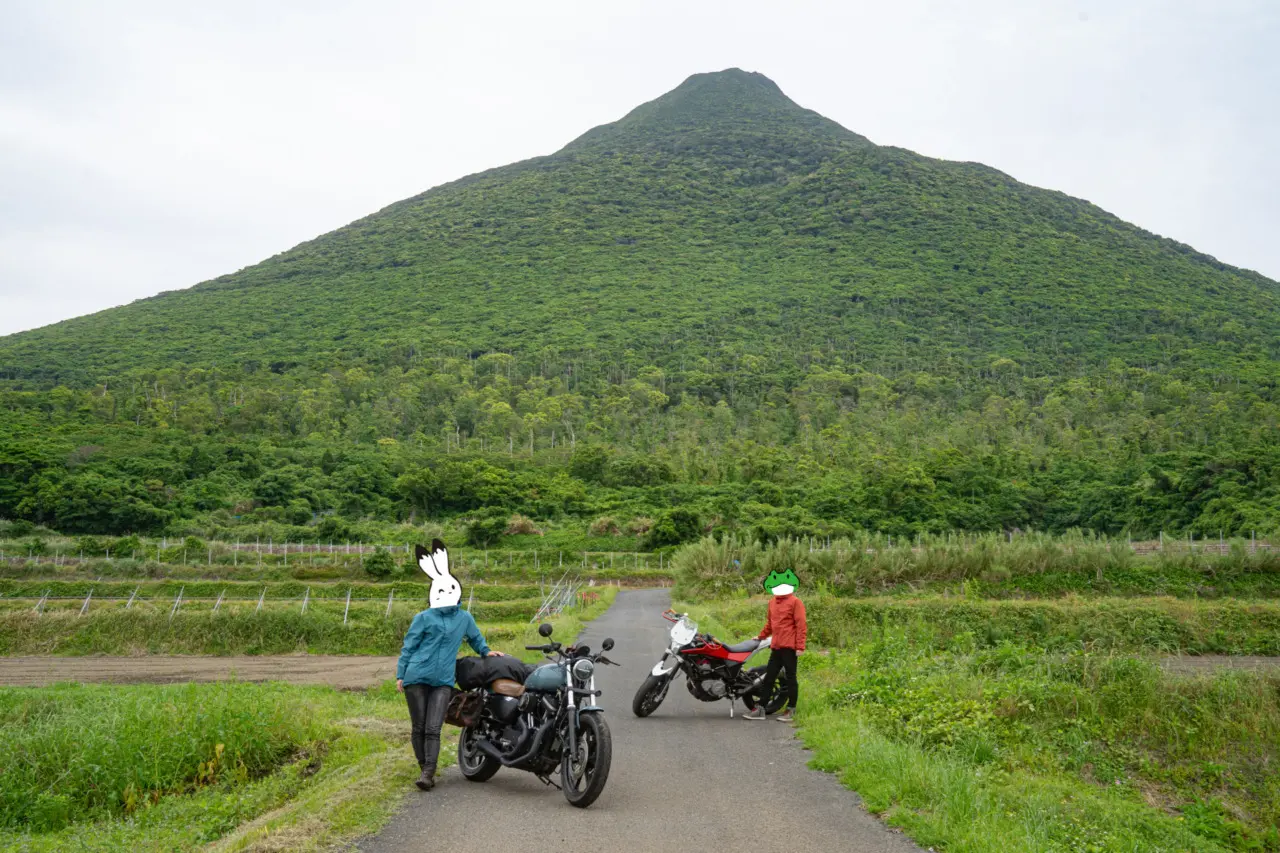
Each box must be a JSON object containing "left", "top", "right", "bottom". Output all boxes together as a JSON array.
[
  {"left": 386, "top": 589, "right": 394, "bottom": 618},
  {"left": 126, "top": 586, "right": 139, "bottom": 609},
  {"left": 343, "top": 588, "right": 351, "bottom": 625},
  {"left": 169, "top": 586, "right": 184, "bottom": 623}
]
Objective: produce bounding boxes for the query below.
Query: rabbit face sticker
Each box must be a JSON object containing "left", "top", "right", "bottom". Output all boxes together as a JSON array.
[
  {"left": 763, "top": 568, "right": 799, "bottom": 596},
  {"left": 416, "top": 539, "right": 461, "bottom": 608}
]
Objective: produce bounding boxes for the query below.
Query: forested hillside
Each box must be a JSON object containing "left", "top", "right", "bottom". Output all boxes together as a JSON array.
[{"left": 1, "top": 69, "right": 1277, "bottom": 542}]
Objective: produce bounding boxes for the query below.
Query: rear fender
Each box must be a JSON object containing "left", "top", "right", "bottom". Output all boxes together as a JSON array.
[{"left": 743, "top": 636, "right": 772, "bottom": 665}]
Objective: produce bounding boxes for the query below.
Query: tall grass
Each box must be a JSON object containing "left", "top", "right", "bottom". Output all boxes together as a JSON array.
[
  {"left": 0, "top": 682, "right": 329, "bottom": 832},
  {"left": 683, "top": 595, "right": 1280, "bottom": 655},
  {"left": 673, "top": 534, "right": 1280, "bottom": 600}
]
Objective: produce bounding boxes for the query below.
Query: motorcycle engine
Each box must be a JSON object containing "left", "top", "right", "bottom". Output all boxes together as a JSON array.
[
  {"left": 699, "top": 679, "right": 727, "bottom": 698},
  {"left": 696, "top": 661, "right": 714, "bottom": 676}
]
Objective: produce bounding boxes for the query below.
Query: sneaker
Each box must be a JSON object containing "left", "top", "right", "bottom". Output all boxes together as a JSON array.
[
  {"left": 415, "top": 768, "right": 435, "bottom": 791},
  {"left": 776, "top": 709, "right": 795, "bottom": 723},
  {"left": 743, "top": 707, "right": 767, "bottom": 720}
]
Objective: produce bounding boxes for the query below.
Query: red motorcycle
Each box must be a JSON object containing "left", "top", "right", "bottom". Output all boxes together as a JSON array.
[{"left": 632, "top": 609, "right": 790, "bottom": 718}]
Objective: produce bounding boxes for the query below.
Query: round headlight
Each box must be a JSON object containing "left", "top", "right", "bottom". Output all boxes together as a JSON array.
[{"left": 572, "top": 658, "right": 595, "bottom": 681}]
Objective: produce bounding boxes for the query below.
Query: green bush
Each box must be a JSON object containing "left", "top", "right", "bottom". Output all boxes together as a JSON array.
[
  {"left": 643, "top": 508, "right": 701, "bottom": 550},
  {"left": 363, "top": 548, "right": 395, "bottom": 579},
  {"left": 466, "top": 509, "right": 507, "bottom": 548}
]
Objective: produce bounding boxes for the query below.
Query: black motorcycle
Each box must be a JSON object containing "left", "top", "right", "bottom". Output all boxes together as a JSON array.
[{"left": 455, "top": 622, "right": 619, "bottom": 807}]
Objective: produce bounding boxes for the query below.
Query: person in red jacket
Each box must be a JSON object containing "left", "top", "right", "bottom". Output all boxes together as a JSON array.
[{"left": 744, "top": 568, "right": 806, "bottom": 722}]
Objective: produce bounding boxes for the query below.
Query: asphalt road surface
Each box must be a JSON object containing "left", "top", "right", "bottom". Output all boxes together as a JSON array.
[{"left": 358, "top": 588, "right": 921, "bottom": 853}]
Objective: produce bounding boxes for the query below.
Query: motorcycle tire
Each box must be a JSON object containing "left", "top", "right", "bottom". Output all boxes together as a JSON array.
[
  {"left": 632, "top": 672, "right": 672, "bottom": 717},
  {"left": 457, "top": 725, "right": 501, "bottom": 782},
  {"left": 562, "top": 712, "right": 612, "bottom": 808},
  {"left": 742, "top": 667, "right": 790, "bottom": 715}
]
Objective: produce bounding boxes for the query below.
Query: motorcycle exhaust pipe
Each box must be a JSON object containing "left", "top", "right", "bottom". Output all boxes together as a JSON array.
[{"left": 478, "top": 719, "right": 553, "bottom": 767}]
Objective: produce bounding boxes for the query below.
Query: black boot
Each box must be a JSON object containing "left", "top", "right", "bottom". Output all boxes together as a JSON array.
[{"left": 415, "top": 766, "right": 435, "bottom": 791}]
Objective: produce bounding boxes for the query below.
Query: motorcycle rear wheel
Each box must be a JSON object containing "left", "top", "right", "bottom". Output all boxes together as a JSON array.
[
  {"left": 632, "top": 672, "right": 672, "bottom": 717},
  {"left": 562, "top": 713, "right": 612, "bottom": 808},
  {"left": 742, "top": 667, "right": 791, "bottom": 715},
  {"left": 457, "top": 725, "right": 501, "bottom": 782}
]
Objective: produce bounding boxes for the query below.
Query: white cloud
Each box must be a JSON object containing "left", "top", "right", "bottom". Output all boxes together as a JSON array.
[{"left": 1, "top": 0, "right": 1276, "bottom": 336}]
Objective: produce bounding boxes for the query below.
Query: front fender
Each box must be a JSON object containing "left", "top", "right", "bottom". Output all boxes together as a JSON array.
[
  {"left": 651, "top": 654, "right": 680, "bottom": 677},
  {"left": 575, "top": 706, "right": 605, "bottom": 726}
]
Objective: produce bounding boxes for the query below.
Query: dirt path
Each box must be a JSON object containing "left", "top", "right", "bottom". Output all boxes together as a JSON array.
[
  {"left": 2, "top": 650, "right": 1277, "bottom": 691},
  {"left": 0, "top": 655, "right": 398, "bottom": 689},
  {"left": 1158, "top": 654, "right": 1280, "bottom": 675}
]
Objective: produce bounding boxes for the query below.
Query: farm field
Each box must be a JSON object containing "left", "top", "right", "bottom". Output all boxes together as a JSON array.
[
  {"left": 670, "top": 538, "right": 1280, "bottom": 852},
  {"left": 0, "top": 588, "right": 615, "bottom": 852}
]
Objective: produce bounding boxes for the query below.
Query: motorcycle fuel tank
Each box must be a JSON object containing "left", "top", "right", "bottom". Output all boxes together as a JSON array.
[{"left": 523, "top": 663, "right": 563, "bottom": 693}]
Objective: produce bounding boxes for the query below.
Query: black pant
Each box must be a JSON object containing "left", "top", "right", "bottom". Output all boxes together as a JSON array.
[
  {"left": 405, "top": 684, "right": 453, "bottom": 773},
  {"left": 759, "top": 648, "right": 799, "bottom": 710}
]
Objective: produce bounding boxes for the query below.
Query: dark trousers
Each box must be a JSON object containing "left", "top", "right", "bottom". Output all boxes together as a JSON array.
[
  {"left": 405, "top": 684, "right": 453, "bottom": 773},
  {"left": 760, "top": 648, "right": 799, "bottom": 710}
]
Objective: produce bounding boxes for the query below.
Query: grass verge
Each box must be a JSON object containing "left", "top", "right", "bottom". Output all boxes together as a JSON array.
[{"left": 680, "top": 597, "right": 1280, "bottom": 852}]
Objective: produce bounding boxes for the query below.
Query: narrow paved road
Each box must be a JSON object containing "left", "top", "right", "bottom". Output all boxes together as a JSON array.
[{"left": 359, "top": 589, "right": 921, "bottom": 853}]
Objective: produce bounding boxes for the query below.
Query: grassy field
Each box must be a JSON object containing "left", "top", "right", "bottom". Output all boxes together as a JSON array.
[
  {"left": 0, "top": 680, "right": 418, "bottom": 852},
  {"left": 673, "top": 534, "right": 1280, "bottom": 600},
  {"left": 0, "top": 585, "right": 617, "bottom": 656},
  {"left": 678, "top": 594, "right": 1280, "bottom": 852},
  {"left": 0, "top": 589, "right": 615, "bottom": 852}
]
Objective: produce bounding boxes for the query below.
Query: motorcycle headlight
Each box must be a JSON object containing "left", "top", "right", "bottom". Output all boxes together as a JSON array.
[{"left": 572, "top": 659, "right": 595, "bottom": 681}]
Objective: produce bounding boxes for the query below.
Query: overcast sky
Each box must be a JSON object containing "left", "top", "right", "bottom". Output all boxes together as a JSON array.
[{"left": 2, "top": 0, "right": 1277, "bottom": 337}]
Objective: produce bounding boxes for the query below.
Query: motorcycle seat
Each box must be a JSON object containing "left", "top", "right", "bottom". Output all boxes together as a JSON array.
[
  {"left": 490, "top": 678, "right": 526, "bottom": 697},
  {"left": 722, "top": 638, "right": 761, "bottom": 653}
]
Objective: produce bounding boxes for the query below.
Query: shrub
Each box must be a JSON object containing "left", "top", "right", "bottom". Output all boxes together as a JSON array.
[
  {"left": 2, "top": 520, "right": 35, "bottom": 538},
  {"left": 466, "top": 509, "right": 507, "bottom": 548},
  {"left": 627, "top": 516, "right": 655, "bottom": 535},
  {"left": 504, "top": 514, "right": 543, "bottom": 536},
  {"left": 643, "top": 508, "right": 702, "bottom": 550},
  {"left": 285, "top": 499, "right": 313, "bottom": 526},
  {"left": 589, "top": 516, "right": 622, "bottom": 536},
  {"left": 364, "top": 547, "right": 396, "bottom": 579}
]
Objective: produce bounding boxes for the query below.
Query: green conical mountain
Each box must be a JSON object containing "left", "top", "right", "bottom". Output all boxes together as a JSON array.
[
  {"left": 1, "top": 69, "right": 1277, "bottom": 539},
  {"left": 3, "top": 67, "right": 1274, "bottom": 384}
]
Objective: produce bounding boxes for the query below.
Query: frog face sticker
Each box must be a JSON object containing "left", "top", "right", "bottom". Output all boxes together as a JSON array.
[{"left": 763, "top": 568, "right": 799, "bottom": 596}]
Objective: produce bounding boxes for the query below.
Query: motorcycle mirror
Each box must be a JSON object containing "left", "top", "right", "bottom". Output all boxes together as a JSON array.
[
  {"left": 602, "top": 638, "right": 615, "bottom": 651},
  {"left": 538, "top": 622, "right": 554, "bottom": 637}
]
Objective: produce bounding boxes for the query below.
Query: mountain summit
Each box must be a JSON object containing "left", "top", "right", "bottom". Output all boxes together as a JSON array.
[
  {"left": 0, "top": 68, "right": 1275, "bottom": 389},
  {"left": 564, "top": 68, "right": 869, "bottom": 154}
]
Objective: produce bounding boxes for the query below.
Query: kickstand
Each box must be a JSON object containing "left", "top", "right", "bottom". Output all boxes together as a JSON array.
[
  {"left": 537, "top": 775, "right": 562, "bottom": 791},
  {"left": 728, "top": 698, "right": 735, "bottom": 719}
]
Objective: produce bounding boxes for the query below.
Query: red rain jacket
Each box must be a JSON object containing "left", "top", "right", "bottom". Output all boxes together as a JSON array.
[{"left": 757, "top": 593, "right": 807, "bottom": 651}]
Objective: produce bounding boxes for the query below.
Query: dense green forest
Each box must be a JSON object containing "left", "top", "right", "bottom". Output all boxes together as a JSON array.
[{"left": 1, "top": 70, "right": 1277, "bottom": 541}]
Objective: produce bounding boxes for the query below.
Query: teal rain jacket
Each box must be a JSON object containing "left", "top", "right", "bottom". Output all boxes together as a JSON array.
[{"left": 396, "top": 605, "right": 491, "bottom": 687}]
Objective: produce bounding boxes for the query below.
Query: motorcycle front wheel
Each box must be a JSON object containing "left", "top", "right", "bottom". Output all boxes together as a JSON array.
[
  {"left": 562, "top": 713, "right": 612, "bottom": 808},
  {"left": 632, "top": 672, "right": 673, "bottom": 717},
  {"left": 457, "top": 724, "right": 501, "bottom": 782}
]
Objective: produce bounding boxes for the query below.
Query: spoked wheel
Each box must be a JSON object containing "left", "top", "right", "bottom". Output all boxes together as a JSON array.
[
  {"left": 561, "top": 713, "right": 612, "bottom": 808},
  {"left": 457, "top": 725, "right": 500, "bottom": 782},
  {"left": 742, "top": 667, "right": 791, "bottom": 715},
  {"left": 632, "top": 672, "right": 673, "bottom": 717}
]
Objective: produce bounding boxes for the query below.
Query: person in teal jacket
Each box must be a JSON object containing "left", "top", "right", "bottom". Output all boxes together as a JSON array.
[{"left": 397, "top": 541, "right": 504, "bottom": 791}]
